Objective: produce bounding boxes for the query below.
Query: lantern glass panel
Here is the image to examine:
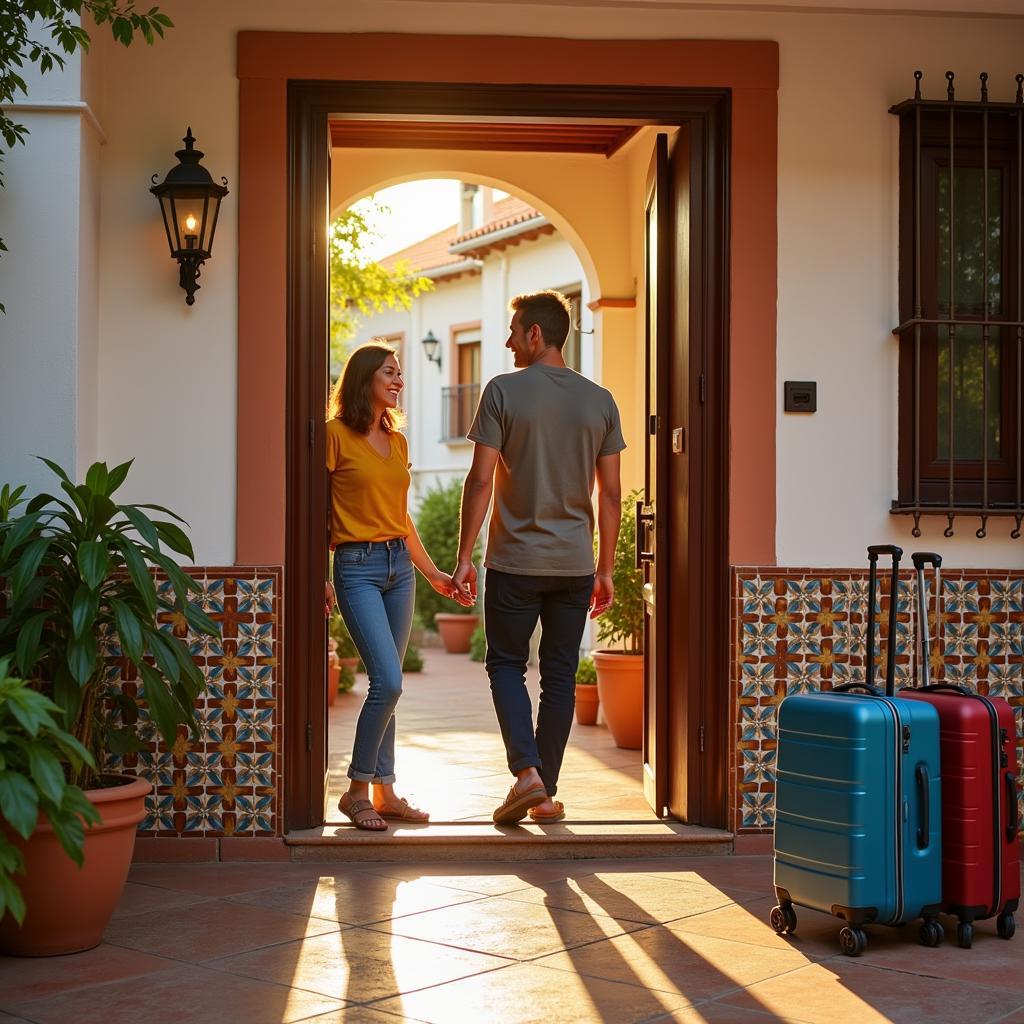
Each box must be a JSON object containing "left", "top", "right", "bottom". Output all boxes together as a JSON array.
[
  {"left": 203, "top": 194, "right": 224, "bottom": 254},
  {"left": 158, "top": 195, "right": 180, "bottom": 252}
]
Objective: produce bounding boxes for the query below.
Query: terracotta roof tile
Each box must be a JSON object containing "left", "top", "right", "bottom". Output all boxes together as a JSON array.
[{"left": 378, "top": 195, "right": 543, "bottom": 273}]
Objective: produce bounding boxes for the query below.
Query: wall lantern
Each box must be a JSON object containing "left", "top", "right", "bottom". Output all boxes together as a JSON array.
[
  {"left": 150, "top": 127, "right": 229, "bottom": 306},
  {"left": 421, "top": 329, "right": 442, "bottom": 369}
]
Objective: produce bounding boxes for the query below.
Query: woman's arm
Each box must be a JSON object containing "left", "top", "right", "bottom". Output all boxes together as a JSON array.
[{"left": 406, "top": 514, "right": 473, "bottom": 605}]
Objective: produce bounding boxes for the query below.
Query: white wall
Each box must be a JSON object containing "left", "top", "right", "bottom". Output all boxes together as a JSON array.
[
  {"left": 7, "top": 0, "right": 1022, "bottom": 567},
  {"left": 350, "top": 229, "right": 588, "bottom": 502},
  {"left": 0, "top": 48, "right": 93, "bottom": 496}
]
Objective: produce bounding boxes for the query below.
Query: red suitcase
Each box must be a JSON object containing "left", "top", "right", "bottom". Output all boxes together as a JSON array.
[{"left": 902, "top": 551, "right": 1020, "bottom": 948}]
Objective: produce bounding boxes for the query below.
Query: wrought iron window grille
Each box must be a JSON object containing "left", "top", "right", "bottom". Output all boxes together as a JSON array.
[
  {"left": 441, "top": 382, "right": 480, "bottom": 442},
  {"left": 890, "top": 71, "right": 1024, "bottom": 539}
]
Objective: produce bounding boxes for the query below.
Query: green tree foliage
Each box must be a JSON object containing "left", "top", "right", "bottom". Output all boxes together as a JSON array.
[
  {"left": 0, "top": 1, "right": 173, "bottom": 312},
  {"left": 329, "top": 201, "right": 433, "bottom": 374},
  {"left": 413, "top": 478, "right": 480, "bottom": 630}
]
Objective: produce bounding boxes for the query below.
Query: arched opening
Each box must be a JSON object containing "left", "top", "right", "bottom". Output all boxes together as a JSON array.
[{"left": 324, "top": 169, "right": 654, "bottom": 828}]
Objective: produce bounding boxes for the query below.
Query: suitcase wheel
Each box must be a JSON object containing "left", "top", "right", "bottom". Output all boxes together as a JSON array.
[
  {"left": 957, "top": 922, "right": 973, "bottom": 949},
  {"left": 839, "top": 926, "right": 867, "bottom": 957},
  {"left": 770, "top": 904, "right": 797, "bottom": 935},
  {"left": 919, "top": 920, "right": 944, "bottom": 948},
  {"left": 997, "top": 913, "right": 1015, "bottom": 941}
]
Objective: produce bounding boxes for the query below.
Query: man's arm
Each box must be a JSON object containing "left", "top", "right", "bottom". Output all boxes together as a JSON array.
[
  {"left": 591, "top": 452, "right": 622, "bottom": 618},
  {"left": 452, "top": 443, "right": 500, "bottom": 601}
]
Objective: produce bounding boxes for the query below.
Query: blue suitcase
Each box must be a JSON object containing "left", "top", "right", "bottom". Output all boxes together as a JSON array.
[{"left": 770, "top": 545, "right": 944, "bottom": 956}]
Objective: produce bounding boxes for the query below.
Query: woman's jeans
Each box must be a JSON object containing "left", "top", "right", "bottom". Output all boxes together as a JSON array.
[
  {"left": 484, "top": 570, "right": 594, "bottom": 797},
  {"left": 333, "top": 539, "right": 414, "bottom": 784}
]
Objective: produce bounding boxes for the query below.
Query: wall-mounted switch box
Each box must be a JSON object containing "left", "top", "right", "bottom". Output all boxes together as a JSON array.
[{"left": 784, "top": 380, "right": 817, "bottom": 413}]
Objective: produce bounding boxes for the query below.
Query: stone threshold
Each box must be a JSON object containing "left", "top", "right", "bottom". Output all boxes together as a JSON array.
[{"left": 284, "top": 820, "right": 734, "bottom": 861}]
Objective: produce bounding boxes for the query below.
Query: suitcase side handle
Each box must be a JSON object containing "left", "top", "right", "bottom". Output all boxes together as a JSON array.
[
  {"left": 832, "top": 682, "right": 884, "bottom": 697},
  {"left": 866, "top": 546, "right": 902, "bottom": 696},
  {"left": 1007, "top": 772, "right": 1019, "bottom": 841},
  {"left": 916, "top": 764, "right": 930, "bottom": 850}
]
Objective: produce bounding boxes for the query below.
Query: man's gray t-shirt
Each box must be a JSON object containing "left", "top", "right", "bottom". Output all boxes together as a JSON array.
[{"left": 467, "top": 364, "right": 626, "bottom": 576}]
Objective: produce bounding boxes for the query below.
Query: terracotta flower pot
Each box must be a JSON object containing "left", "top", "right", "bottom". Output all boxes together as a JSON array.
[
  {"left": 574, "top": 683, "right": 600, "bottom": 725},
  {"left": 0, "top": 773, "right": 151, "bottom": 956},
  {"left": 593, "top": 650, "right": 644, "bottom": 749},
  {"left": 434, "top": 613, "right": 479, "bottom": 654},
  {"left": 338, "top": 657, "right": 360, "bottom": 672}
]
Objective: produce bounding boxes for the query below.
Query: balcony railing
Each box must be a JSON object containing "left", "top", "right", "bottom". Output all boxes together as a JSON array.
[{"left": 441, "top": 383, "right": 480, "bottom": 441}]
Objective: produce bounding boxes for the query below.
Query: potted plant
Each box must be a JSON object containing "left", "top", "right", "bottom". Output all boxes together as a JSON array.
[
  {"left": 329, "top": 610, "right": 360, "bottom": 672},
  {"left": 592, "top": 491, "right": 645, "bottom": 749},
  {"left": 413, "top": 479, "right": 480, "bottom": 653},
  {"left": 326, "top": 637, "right": 341, "bottom": 707},
  {"left": 574, "top": 655, "right": 600, "bottom": 726},
  {"left": 0, "top": 460, "right": 220, "bottom": 955}
]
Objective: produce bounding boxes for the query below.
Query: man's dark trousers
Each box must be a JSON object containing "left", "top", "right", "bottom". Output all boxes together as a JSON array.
[{"left": 483, "top": 569, "right": 594, "bottom": 797}]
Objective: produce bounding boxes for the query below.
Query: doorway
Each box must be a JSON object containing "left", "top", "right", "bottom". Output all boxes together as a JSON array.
[{"left": 284, "top": 81, "right": 731, "bottom": 832}]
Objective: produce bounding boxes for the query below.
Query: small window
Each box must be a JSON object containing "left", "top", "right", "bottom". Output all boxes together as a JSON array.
[
  {"left": 442, "top": 325, "right": 481, "bottom": 441},
  {"left": 891, "top": 72, "right": 1023, "bottom": 537}
]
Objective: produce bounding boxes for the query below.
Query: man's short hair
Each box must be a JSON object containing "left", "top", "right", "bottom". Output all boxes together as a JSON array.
[{"left": 509, "top": 290, "right": 572, "bottom": 350}]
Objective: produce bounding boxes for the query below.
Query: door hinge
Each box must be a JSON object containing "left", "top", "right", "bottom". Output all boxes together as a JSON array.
[
  {"left": 309, "top": 418, "right": 315, "bottom": 449},
  {"left": 699, "top": 724, "right": 705, "bottom": 753},
  {"left": 306, "top": 722, "right": 313, "bottom": 751},
  {"left": 699, "top": 374, "right": 706, "bottom": 404},
  {"left": 648, "top": 414, "right": 658, "bottom": 435}
]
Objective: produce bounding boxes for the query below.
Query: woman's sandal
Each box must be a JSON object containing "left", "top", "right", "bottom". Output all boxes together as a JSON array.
[
  {"left": 338, "top": 793, "right": 387, "bottom": 831},
  {"left": 375, "top": 797, "right": 429, "bottom": 822}
]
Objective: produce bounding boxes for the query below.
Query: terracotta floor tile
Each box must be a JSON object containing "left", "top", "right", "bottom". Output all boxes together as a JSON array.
[
  {"left": 361, "top": 863, "right": 575, "bottom": 896},
  {"left": 110, "top": 881, "right": 214, "bottom": 919},
  {"left": 209, "top": 926, "right": 511, "bottom": 1002},
  {"left": 10, "top": 962, "right": 345, "bottom": 1024},
  {"left": 647, "top": 1003, "right": 807, "bottom": 1023},
  {"left": 503, "top": 871, "right": 738, "bottom": 925},
  {"left": 372, "top": 893, "right": 646, "bottom": 960},
  {"left": 226, "top": 874, "right": 485, "bottom": 926},
  {"left": 126, "top": 861, "right": 339, "bottom": 897},
  {"left": 103, "top": 898, "right": 342, "bottom": 962},
  {"left": 535, "top": 927, "right": 815, "bottom": 998},
  {"left": 372, "top": 961, "right": 691, "bottom": 1024},
  {"left": 665, "top": 897, "right": 858, "bottom": 960},
  {"left": 300, "top": 1009, "right": 417, "bottom": 1024},
  {"left": 0, "top": 944, "right": 178, "bottom": 1010},
  {"left": 717, "top": 960, "right": 1024, "bottom": 1024}
]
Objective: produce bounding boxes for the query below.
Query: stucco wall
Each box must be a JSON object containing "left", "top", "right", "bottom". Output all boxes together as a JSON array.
[{"left": 4, "top": 1, "right": 1022, "bottom": 566}]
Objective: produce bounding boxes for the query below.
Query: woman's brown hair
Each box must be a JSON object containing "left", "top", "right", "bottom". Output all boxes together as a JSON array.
[{"left": 326, "top": 340, "right": 402, "bottom": 434}]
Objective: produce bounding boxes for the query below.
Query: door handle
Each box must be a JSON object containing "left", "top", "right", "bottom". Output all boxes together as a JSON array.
[{"left": 635, "top": 499, "right": 655, "bottom": 568}]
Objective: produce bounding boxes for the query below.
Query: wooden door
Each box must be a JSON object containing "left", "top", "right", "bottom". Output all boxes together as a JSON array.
[{"left": 640, "top": 134, "right": 671, "bottom": 816}]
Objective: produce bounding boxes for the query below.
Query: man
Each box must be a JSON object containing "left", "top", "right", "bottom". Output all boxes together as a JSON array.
[{"left": 453, "top": 290, "right": 624, "bottom": 824}]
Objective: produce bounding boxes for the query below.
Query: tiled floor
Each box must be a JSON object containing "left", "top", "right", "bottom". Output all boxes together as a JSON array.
[
  {"left": 327, "top": 648, "right": 652, "bottom": 823},
  {"left": 2, "top": 856, "right": 1021, "bottom": 1023}
]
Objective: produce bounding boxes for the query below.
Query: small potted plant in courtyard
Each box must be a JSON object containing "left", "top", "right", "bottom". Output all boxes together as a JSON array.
[
  {"left": 592, "top": 491, "right": 645, "bottom": 749},
  {"left": 574, "top": 655, "right": 600, "bottom": 725},
  {"left": 0, "top": 460, "right": 220, "bottom": 955},
  {"left": 414, "top": 479, "right": 480, "bottom": 653}
]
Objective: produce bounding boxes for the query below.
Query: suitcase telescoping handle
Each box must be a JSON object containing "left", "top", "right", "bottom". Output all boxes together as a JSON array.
[
  {"left": 911, "top": 551, "right": 942, "bottom": 688},
  {"left": 866, "top": 545, "right": 903, "bottom": 696}
]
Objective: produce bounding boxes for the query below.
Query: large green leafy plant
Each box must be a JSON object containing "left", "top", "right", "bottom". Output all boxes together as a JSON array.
[
  {"left": 594, "top": 490, "right": 645, "bottom": 654},
  {"left": 413, "top": 478, "right": 480, "bottom": 629},
  {"left": 0, "top": 459, "right": 220, "bottom": 787},
  {"left": 0, "top": 658, "right": 99, "bottom": 925}
]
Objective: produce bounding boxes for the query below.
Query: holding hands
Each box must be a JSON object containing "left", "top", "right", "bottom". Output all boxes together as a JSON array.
[{"left": 430, "top": 568, "right": 476, "bottom": 608}]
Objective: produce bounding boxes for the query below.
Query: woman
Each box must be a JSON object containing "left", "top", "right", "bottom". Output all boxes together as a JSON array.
[{"left": 325, "top": 340, "right": 468, "bottom": 830}]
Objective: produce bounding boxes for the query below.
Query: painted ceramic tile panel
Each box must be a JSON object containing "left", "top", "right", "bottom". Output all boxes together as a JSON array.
[
  {"left": 105, "top": 568, "right": 282, "bottom": 838},
  {"left": 732, "top": 568, "right": 1024, "bottom": 834}
]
